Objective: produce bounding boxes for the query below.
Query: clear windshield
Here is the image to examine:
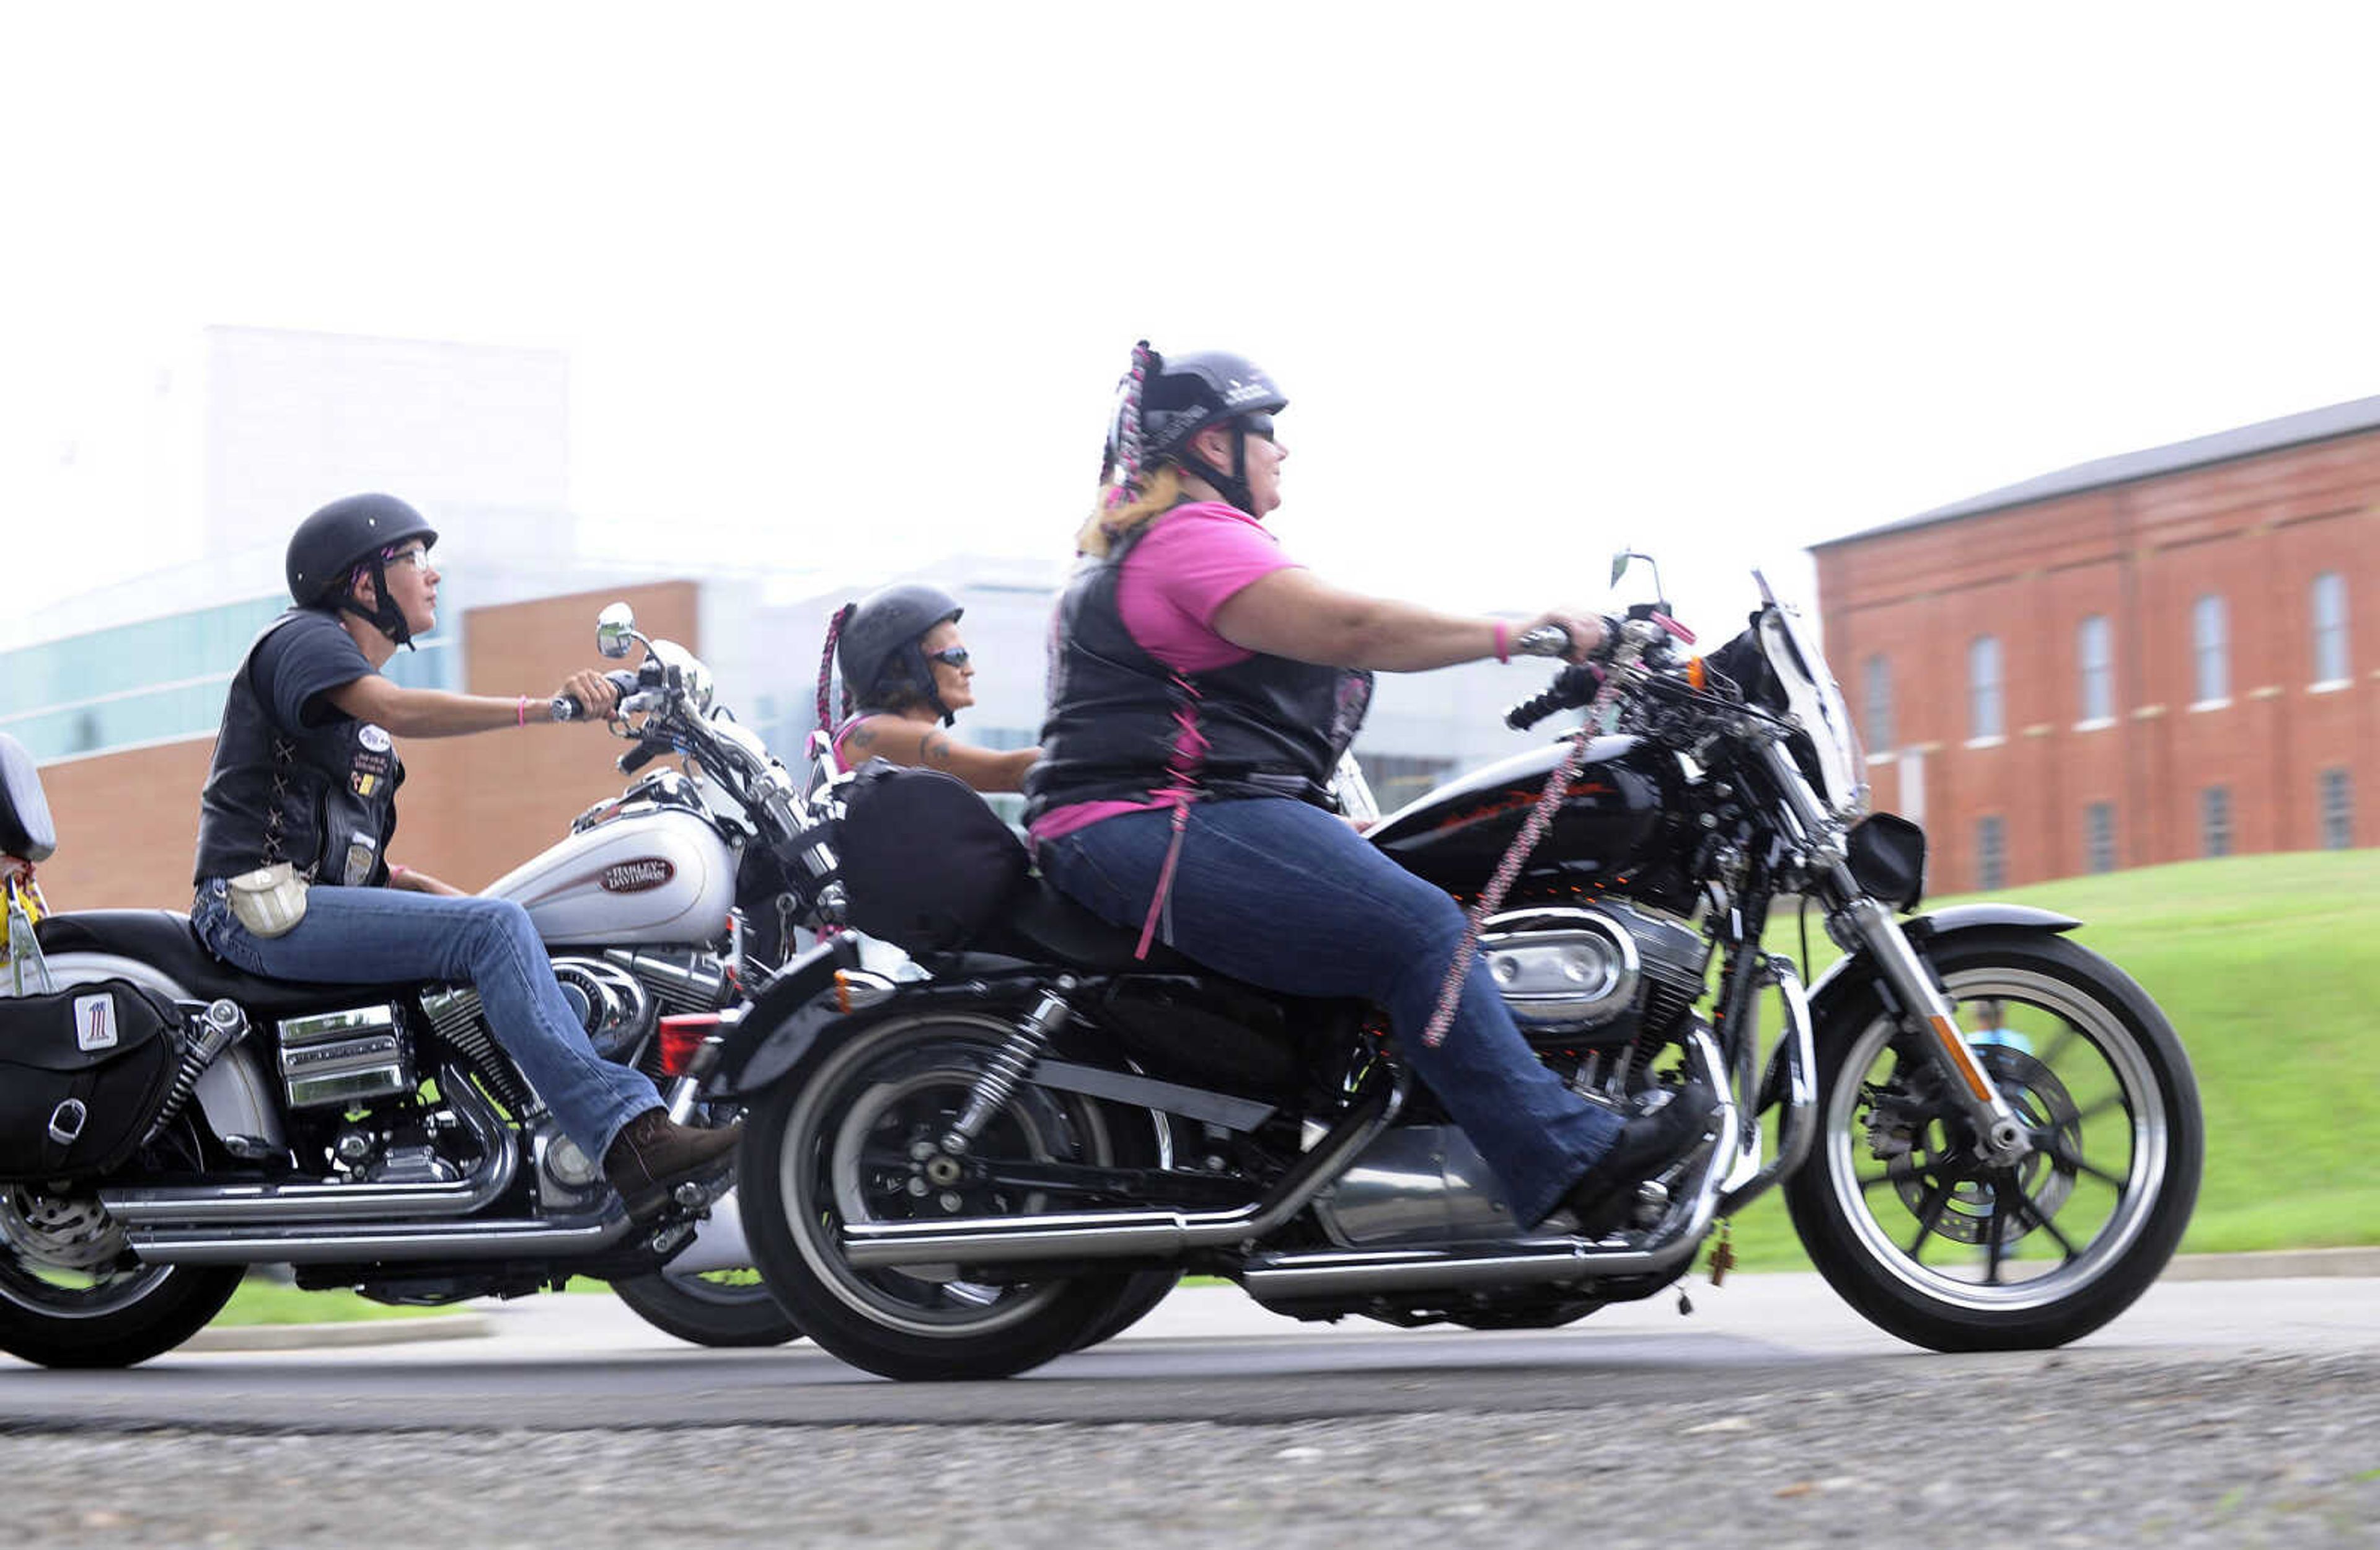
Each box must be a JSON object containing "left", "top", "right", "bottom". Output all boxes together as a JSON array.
[{"left": 1752, "top": 570, "right": 1868, "bottom": 816}]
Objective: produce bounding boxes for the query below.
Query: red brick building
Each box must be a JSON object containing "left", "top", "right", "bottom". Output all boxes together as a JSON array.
[{"left": 1813, "top": 397, "right": 2378, "bottom": 894}]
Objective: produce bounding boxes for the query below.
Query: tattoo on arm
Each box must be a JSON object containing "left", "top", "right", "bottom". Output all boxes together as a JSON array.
[
  {"left": 847, "top": 724, "right": 876, "bottom": 751},
  {"left": 922, "top": 733, "right": 954, "bottom": 768}
]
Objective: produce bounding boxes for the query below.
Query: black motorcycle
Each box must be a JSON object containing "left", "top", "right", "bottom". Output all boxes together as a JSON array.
[{"left": 712, "top": 565, "right": 2203, "bottom": 1381}]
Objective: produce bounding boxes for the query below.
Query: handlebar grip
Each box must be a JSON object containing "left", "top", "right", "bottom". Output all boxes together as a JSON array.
[
  {"left": 550, "top": 694, "right": 581, "bottom": 723},
  {"left": 1511, "top": 623, "right": 1571, "bottom": 659},
  {"left": 617, "top": 742, "right": 659, "bottom": 776},
  {"left": 1502, "top": 663, "right": 1600, "bottom": 731}
]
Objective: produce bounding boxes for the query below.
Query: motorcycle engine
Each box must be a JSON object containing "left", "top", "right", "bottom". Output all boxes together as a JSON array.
[{"left": 1481, "top": 902, "right": 1709, "bottom": 1045}]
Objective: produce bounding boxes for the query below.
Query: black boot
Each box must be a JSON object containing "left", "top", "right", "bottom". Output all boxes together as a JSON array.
[
  {"left": 603, "top": 1109, "right": 742, "bottom": 1222},
  {"left": 1558, "top": 1081, "right": 1720, "bottom": 1236}
]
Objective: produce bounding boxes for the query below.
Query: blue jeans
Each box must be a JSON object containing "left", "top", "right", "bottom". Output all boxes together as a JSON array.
[
  {"left": 1038, "top": 798, "right": 1621, "bottom": 1226},
  {"left": 193, "top": 879, "right": 661, "bottom": 1161}
]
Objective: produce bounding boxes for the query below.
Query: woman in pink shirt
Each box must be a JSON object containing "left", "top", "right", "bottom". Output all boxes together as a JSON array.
[{"left": 1024, "top": 343, "right": 1716, "bottom": 1235}]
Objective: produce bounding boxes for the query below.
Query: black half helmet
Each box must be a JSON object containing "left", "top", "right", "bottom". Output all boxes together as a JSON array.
[
  {"left": 1105, "top": 348, "right": 1287, "bottom": 514},
  {"left": 286, "top": 493, "right": 439, "bottom": 646},
  {"left": 837, "top": 583, "right": 965, "bottom": 725}
]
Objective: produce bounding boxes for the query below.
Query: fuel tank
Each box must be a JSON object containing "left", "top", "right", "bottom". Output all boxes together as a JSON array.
[
  {"left": 1367, "top": 736, "right": 1675, "bottom": 893},
  {"left": 482, "top": 808, "right": 737, "bottom": 947}
]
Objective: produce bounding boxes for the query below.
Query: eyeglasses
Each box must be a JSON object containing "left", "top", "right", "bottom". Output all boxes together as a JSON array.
[
  {"left": 925, "top": 647, "right": 971, "bottom": 668},
  {"left": 386, "top": 547, "right": 433, "bottom": 571}
]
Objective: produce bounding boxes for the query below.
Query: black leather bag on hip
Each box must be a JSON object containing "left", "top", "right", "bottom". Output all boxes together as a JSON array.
[{"left": 0, "top": 978, "right": 184, "bottom": 1181}]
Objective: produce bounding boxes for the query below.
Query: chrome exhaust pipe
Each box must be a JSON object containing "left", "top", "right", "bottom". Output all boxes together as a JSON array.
[
  {"left": 101, "top": 1064, "right": 517, "bottom": 1226},
  {"left": 841, "top": 1068, "right": 1407, "bottom": 1271},
  {"left": 129, "top": 1208, "right": 637, "bottom": 1266},
  {"left": 1245, "top": 1031, "right": 1742, "bottom": 1305}
]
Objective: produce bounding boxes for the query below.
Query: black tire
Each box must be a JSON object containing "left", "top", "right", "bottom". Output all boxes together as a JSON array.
[
  {"left": 1783, "top": 929, "right": 2202, "bottom": 1352},
  {"left": 0, "top": 1181, "right": 242, "bottom": 1368},
  {"left": 740, "top": 1012, "right": 1163, "bottom": 1381},
  {"left": 612, "top": 1262, "right": 802, "bottom": 1349},
  {"left": 1067, "top": 1269, "right": 1181, "bottom": 1352}
]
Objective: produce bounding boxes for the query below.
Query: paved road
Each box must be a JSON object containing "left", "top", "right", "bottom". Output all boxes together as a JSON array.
[{"left": 4, "top": 1275, "right": 2374, "bottom": 1546}]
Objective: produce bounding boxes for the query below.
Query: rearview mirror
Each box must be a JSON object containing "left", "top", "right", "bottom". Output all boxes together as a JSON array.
[
  {"left": 1610, "top": 551, "right": 1634, "bottom": 588},
  {"left": 596, "top": 603, "right": 638, "bottom": 659}
]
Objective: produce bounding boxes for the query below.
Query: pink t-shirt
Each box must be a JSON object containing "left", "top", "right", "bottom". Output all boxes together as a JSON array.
[{"left": 1029, "top": 503, "right": 1301, "bottom": 843}]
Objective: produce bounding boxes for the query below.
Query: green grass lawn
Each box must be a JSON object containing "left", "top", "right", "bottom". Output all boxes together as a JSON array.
[
  {"left": 219, "top": 848, "right": 2378, "bottom": 1320},
  {"left": 1717, "top": 847, "right": 2380, "bottom": 1271}
]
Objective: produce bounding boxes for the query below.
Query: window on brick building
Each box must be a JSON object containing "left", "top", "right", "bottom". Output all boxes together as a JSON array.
[
  {"left": 1976, "top": 815, "right": 2006, "bottom": 890},
  {"left": 2320, "top": 768, "right": 2353, "bottom": 850},
  {"left": 2084, "top": 801, "right": 2117, "bottom": 874},
  {"left": 2192, "top": 594, "right": 2228, "bottom": 705},
  {"left": 2077, "top": 614, "right": 2113, "bottom": 723},
  {"left": 2200, "top": 785, "right": 2232, "bottom": 858},
  {"left": 1862, "top": 654, "right": 1892, "bottom": 751},
  {"left": 2312, "top": 572, "right": 2350, "bottom": 686},
  {"left": 1968, "top": 636, "right": 2003, "bottom": 741}
]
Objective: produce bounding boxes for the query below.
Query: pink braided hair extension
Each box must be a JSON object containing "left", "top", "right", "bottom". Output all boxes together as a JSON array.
[
  {"left": 1103, "top": 340, "right": 1155, "bottom": 514},
  {"left": 816, "top": 604, "right": 855, "bottom": 734}
]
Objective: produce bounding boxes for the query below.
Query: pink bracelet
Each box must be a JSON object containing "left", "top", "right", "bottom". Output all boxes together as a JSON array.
[
  {"left": 1492, "top": 621, "right": 1510, "bottom": 664},
  {"left": 516, "top": 695, "right": 527, "bottom": 729}
]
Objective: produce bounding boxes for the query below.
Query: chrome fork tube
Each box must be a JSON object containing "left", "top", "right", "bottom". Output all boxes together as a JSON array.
[{"left": 1756, "top": 738, "right": 2030, "bottom": 1164}]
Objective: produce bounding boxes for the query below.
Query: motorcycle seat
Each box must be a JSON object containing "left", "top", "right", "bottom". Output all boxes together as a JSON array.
[
  {"left": 33, "top": 909, "right": 421, "bottom": 1016},
  {"left": 986, "top": 880, "right": 1201, "bottom": 975}
]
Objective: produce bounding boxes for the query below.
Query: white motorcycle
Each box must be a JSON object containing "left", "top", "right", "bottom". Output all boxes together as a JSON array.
[{"left": 0, "top": 604, "right": 816, "bottom": 1364}]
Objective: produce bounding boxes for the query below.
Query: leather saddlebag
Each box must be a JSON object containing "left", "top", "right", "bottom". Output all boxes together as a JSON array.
[{"left": 0, "top": 979, "right": 183, "bottom": 1181}]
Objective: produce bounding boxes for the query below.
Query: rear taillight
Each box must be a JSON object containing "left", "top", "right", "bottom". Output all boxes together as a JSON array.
[{"left": 656, "top": 1013, "right": 724, "bottom": 1079}]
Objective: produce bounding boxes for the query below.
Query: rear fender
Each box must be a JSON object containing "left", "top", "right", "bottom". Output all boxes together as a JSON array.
[
  {"left": 1805, "top": 903, "right": 2084, "bottom": 1029},
  {"left": 709, "top": 939, "right": 844, "bottom": 1098}
]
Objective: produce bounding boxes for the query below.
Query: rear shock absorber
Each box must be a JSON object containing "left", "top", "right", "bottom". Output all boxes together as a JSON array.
[
  {"left": 142, "top": 998, "right": 250, "bottom": 1145},
  {"left": 938, "top": 979, "right": 1077, "bottom": 1156}
]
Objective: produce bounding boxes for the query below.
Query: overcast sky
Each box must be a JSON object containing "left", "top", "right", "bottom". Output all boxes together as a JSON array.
[{"left": 9, "top": 2, "right": 2380, "bottom": 651}]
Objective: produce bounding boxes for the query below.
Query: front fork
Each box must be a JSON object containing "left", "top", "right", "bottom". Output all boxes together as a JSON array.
[{"left": 1755, "top": 741, "right": 2032, "bottom": 1167}]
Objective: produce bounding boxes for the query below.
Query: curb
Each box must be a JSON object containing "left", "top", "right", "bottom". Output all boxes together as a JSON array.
[
  {"left": 186, "top": 1313, "right": 495, "bottom": 1353},
  {"left": 2157, "top": 1246, "right": 2380, "bottom": 1282}
]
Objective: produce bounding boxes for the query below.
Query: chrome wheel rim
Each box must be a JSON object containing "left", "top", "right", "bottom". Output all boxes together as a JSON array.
[{"left": 1823, "top": 967, "right": 2169, "bottom": 1313}]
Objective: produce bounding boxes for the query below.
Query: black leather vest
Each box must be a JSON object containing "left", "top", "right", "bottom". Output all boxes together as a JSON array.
[
  {"left": 1023, "top": 514, "right": 1371, "bottom": 824},
  {"left": 192, "top": 611, "right": 403, "bottom": 889}
]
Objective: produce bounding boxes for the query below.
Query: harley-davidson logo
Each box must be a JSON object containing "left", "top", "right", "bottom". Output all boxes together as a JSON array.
[{"left": 601, "top": 858, "right": 676, "bottom": 894}]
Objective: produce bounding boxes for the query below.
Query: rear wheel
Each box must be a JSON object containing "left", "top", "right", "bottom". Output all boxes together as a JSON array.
[
  {"left": 1784, "top": 930, "right": 2202, "bottom": 1351},
  {"left": 741, "top": 1013, "right": 1161, "bottom": 1381},
  {"left": 0, "top": 1182, "right": 241, "bottom": 1368}
]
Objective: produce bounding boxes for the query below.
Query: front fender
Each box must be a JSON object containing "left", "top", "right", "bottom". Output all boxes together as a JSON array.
[
  {"left": 1804, "top": 902, "right": 2084, "bottom": 1019},
  {"left": 710, "top": 938, "right": 844, "bottom": 1098}
]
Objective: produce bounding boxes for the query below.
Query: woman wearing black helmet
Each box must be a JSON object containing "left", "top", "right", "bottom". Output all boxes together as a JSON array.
[
  {"left": 187, "top": 493, "right": 741, "bottom": 1222},
  {"left": 1026, "top": 344, "right": 1716, "bottom": 1234},
  {"left": 819, "top": 583, "right": 1038, "bottom": 792}
]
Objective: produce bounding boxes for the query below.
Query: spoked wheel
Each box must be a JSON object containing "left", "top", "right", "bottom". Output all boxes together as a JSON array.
[
  {"left": 0, "top": 1181, "right": 241, "bottom": 1368},
  {"left": 741, "top": 1014, "right": 1163, "bottom": 1381},
  {"left": 1784, "top": 930, "right": 2202, "bottom": 1351}
]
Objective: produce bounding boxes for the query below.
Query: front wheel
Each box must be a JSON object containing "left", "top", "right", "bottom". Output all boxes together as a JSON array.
[
  {"left": 739, "top": 1013, "right": 1166, "bottom": 1381},
  {"left": 1783, "top": 930, "right": 2202, "bottom": 1352},
  {"left": 612, "top": 1262, "right": 801, "bottom": 1349}
]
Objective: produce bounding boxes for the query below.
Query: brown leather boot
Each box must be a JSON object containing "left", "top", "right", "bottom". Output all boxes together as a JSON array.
[{"left": 602, "top": 1109, "right": 742, "bottom": 1222}]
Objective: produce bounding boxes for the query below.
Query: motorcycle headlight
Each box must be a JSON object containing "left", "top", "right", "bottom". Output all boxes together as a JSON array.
[{"left": 1846, "top": 812, "right": 1927, "bottom": 912}]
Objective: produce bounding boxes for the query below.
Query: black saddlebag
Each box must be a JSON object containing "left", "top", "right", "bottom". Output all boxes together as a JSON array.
[
  {"left": 836, "top": 760, "right": 1029, "bottom": 954},
  {"left": 0, "top": 979, "right": 183, "bottom": 1180}
]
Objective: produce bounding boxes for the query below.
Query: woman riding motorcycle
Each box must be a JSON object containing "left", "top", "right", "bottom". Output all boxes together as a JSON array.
[
  {"left": 188, "top": 493, "right": 741, "bottom": 1220},
  {"left": 824, "top": 584, "right": 1039, "bottom": 792},
  {"left": 1024, "top": 345, "right": 1717, "bottom": 1233}
]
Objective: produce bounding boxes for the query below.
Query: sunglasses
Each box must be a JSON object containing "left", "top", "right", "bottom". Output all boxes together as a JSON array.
[
  {"left": 925, "top": 646, "right": 971, "bottom": 668},
  {"left": 1238, "top": 414, "right": 1276, "bottom": 443},
  {"left": 385, "top": 546, "right": 433, "bottom": 571}
]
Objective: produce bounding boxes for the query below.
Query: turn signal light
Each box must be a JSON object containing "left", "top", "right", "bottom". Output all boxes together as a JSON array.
[{"left": 1686, "top": 656, "right": 1706, "bottom": 692}]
